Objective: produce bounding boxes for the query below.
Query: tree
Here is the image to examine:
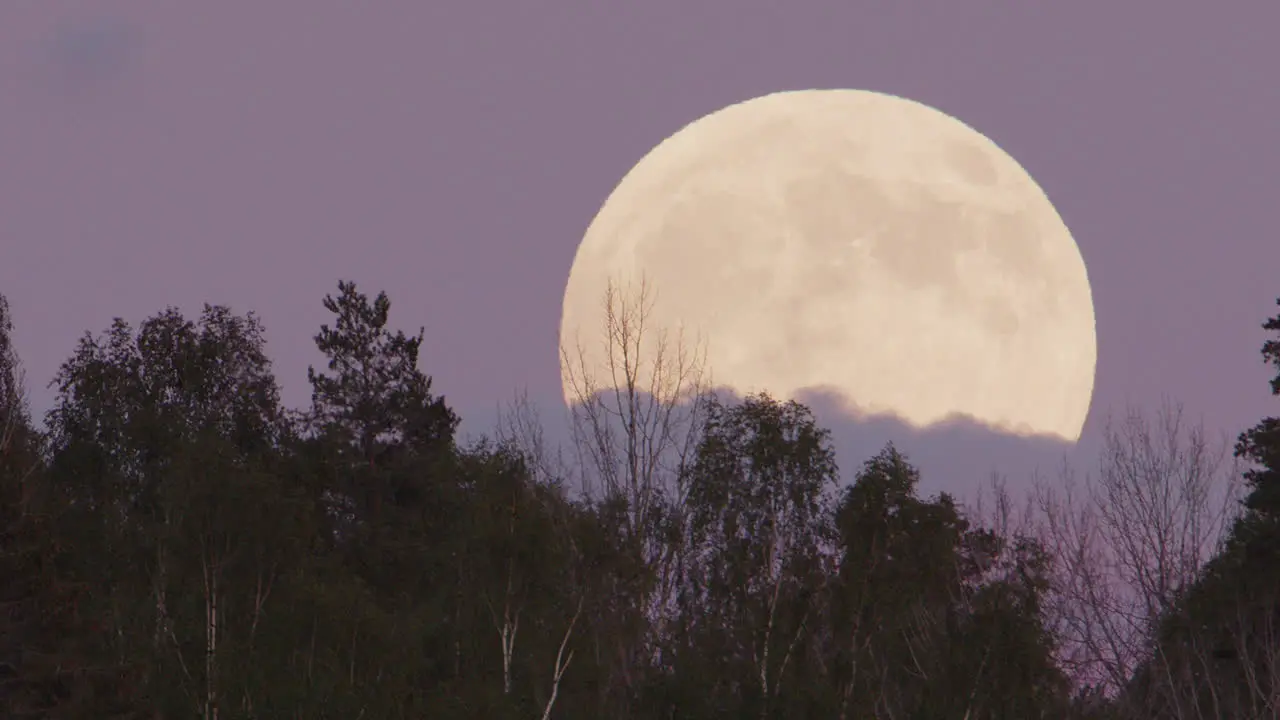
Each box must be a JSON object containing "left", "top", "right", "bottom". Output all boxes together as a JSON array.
[
  {"left": 1118, "top": 297, "right": 1280, "bottom": 719},
  {"left": 43, "top": 304, "right": 322, "bottom": 717},
  {"left": 673, "top": 393, "right": 837, "bottom": 718},
  {"left": 828, "top": 445, "right": 1068, "bottom": 719},
  {"left": 828, "top": 445, "right": 967, "bottom": 718},
  {"left": 0, "top": 294, "right": 30, "bottom": 460},
  {"left": 306, "top": 280, "right": 459, "bottom": 535},
  {"left": 1034, "top": 402, "right": 1241, "bottom": 697},
  {"left": 300, "top": 281, "right": 475, "bottom": 716},
  {"left": 429, "top": 441, "right": 596, "bottom": 719},
  {"left": 559, "top": 276, "right": 710, "bottom": 710},
  {"left": 1235, "top": 297, "right": 1280, "bottom": 524},
  {"left": 300, "top": 279, "right": 466, "bottom": 696},
  {"left": 0, "top": 294, "right": 146, "bottom": 718},
  {"left": 560, "top": 276, "right": 708, "bottom": 526}
]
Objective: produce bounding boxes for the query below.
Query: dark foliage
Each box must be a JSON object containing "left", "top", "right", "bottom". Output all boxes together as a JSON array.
[{"left": 0, "top": 284, "right": 1274, "bottom": 718}]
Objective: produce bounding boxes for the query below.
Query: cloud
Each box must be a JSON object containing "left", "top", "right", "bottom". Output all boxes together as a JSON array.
[
  {"left": 467, "top": 385, "right": 1091, "bottom": 511},
  {"left": 43, "top": 15, "right": 140, "bottom": 95},
  {"left": 793, "top": 388, "right": 1088, "bottom": 503}
]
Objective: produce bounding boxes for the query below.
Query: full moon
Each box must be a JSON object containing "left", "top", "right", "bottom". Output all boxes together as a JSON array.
[{"left": 560, "top": 89, "right": 1096, "bottom": 442}]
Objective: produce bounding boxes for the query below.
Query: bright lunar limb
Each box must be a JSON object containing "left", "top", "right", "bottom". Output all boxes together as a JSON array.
[{"left": 560, "top": 89, "right": 1096, "bottom": 442}]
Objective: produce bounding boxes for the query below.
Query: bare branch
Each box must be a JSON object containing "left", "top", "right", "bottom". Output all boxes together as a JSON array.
[
  {"left": 1034, "top": 400, "right": 1243, "bottom": 696},
  {"left": 559, "top": 274, "right": 711, "bottom": 681}
]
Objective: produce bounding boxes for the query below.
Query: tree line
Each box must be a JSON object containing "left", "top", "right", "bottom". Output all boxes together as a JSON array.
[{"left": 0, "top": 278, "right": 1277, "bottom": 719}]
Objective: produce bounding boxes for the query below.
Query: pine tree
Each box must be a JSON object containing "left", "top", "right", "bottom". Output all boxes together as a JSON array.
[{"left": 1236, "top": 297, "right": 1280, "bottom": 521}]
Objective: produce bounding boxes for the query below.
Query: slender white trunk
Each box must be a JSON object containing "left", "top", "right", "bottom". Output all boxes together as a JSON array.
[
  {"left": 247, "top": 564, "right": 274, "bottom": 655},
  {"left": 499, "top": 596, "right": 520, "bottom": 695},
  {"left": 155, "top": 542, "right": 194, "bottom": 690},
  {"left": 240, "top": 563, "right": 274, "bottom": 716},
  {"left": 204, "top": 554, "right": 219, "bottom": 720},
  {"left": 541, "top": 599, "right": 583, "bottom": 720},
  {"left": 758, "top": 526, "right": 785, "bottom": 718},
  {"left": 488, "top": 550, "right": 522, "bottom": 696}
]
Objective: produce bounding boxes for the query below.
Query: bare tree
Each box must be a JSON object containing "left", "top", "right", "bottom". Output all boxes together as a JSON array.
[
  {"left": 558, "top": 275, "right": 712, "bottom": 698},
  {"left": 561, "top": 280, "right": 709, "bottom": 577},
  {"left": 1034, "top": 400, "right": 1243, "bottom": 696},
  {"left": 495, "top": 389, "right": 575, "bottom": 491},
  {"left": 560, "top": 276, "right": 710, "bottom": 528}
]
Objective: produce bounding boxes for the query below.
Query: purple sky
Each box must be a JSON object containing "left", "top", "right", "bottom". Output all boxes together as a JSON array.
[{"left": 2, "top": 3, "right": 1278, "bottom": 492}]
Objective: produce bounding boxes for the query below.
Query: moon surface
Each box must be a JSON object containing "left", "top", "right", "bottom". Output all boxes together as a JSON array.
[{"left": 560, "top": 89, "right": 1096, "bottom": 442}]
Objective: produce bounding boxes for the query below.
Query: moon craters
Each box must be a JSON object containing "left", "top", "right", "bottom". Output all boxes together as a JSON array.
[
  {"left": 564, "top": 89, "right": 1096, "bottom": 442},
  {"left": 944, "top": 137, "right": 1001, "bottom": 187}
]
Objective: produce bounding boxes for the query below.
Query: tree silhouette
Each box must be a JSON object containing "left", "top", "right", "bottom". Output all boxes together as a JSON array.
[{"left": 1, "top": 280, "right": 1274, "bottom": 718}]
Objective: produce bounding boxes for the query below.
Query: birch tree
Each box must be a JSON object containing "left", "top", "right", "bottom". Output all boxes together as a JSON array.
[
  {"left": 675, "top": 394, "right": 837, "bottom": 718},
  {"left": 0, "top": 294, "right": 147, "bottom": 716},
  {"left": 44, "top": 305, "right": 302, "bottom": 717}
]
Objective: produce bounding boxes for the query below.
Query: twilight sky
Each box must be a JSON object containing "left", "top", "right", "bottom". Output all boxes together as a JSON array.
[{"left": 2, "top": 3, "right": 1278, "bottom": 495}]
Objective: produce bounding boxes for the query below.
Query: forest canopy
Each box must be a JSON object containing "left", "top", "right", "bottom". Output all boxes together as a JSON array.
[{"left": 1, "top": 283, "right": 1277, "bottom": 719}]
